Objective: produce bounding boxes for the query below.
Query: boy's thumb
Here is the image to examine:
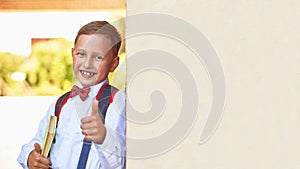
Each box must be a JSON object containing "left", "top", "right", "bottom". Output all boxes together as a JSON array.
[
  {"left": 34, "top": 143, "right": 41, "bottom": 154},
  {"left": 91, "top": 100, "right": 99, "bottom": 116}
]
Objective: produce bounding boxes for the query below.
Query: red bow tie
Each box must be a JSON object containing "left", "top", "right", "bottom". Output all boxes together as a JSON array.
[{"left": 69, "top": 85, "right": 91, "bottom": 101}]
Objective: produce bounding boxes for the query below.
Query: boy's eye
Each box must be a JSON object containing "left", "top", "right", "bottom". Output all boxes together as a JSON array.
[
  {"left": 76, "top": 52, "right": 86, "bottom": 57},
  {"left": 95, "top": 56, "right": 104, "bottom": 61}
]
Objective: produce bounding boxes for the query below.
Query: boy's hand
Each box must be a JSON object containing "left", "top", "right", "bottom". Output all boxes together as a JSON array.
[
  {"left": 81, "top": 100, "right": 107, "bottom": 144},
  {"left": 28, "top": 143, "right": 50, "bottom": 169}
]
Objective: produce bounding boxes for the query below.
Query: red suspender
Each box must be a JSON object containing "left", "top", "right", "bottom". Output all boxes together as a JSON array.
[
  {"left": 109, "top": 90, "right": 118, "bottom": 105},
  {"left": 96, "top": 83, "right": 109, "bottom": 100}
]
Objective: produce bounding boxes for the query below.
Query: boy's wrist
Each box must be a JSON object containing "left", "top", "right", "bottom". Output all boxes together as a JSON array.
[
  {"left": 95, "top": 126, "right": 116, "bottom": 153},
  {"left": 95, "top": 126, "right": 107, "bottom": 144}
]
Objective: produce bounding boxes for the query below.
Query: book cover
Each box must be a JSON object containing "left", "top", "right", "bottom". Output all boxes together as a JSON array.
[{"left": 41, "top": 115, "right": 57, "bottom": 158}]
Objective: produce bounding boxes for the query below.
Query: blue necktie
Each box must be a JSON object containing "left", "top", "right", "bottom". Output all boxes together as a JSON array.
[{"left": 77, "top": 138, "right": 92, "bottom": 169}]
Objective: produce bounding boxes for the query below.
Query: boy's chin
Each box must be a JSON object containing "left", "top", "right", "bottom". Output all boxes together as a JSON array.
[
  {"left": 77, "top": 75, "right": 104, "bottom": 87},
  {"left": 75, "top": 75, "right": 96, "bottom": 86},
  {"left": 78, "top": 80, "right": 96, "bottom": 87}
]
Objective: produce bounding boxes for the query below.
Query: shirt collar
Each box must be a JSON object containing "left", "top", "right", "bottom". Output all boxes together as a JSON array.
[{"left": 77, "top": 79, "right": 109, "bottom": 99}]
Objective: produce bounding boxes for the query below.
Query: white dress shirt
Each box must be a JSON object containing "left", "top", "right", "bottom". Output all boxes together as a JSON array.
[{"left": 17, "top": 80, "right": 126, "bottom": 169}]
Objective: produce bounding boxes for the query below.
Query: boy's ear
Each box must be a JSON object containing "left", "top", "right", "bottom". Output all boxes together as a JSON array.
[
  {"left": 71, "top": 48, "right": 75, "bottom": 59},
  {"left": 109, "top": 56, "right": 119, "bottom": 72}
]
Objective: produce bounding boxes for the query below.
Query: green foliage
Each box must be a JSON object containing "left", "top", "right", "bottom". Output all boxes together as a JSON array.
[
  {"left": 0, "top": 52, "right": 24, "bottom": 95},
  {"left": 21, "top": 38, "right": 74, "bottom": 95},
  {"left": 0, "top": 52, "right": 23, "bottom": 82},
  {"left": 0, "top": 38, "right": 74, "bottom": 96}
]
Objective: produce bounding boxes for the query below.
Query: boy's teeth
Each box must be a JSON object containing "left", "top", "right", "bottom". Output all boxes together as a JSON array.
[{"left": 81, "top": 71, "right": 94, "bottom": 76}]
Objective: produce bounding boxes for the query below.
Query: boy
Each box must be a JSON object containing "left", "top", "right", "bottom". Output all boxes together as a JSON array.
[{"left": 17, "top": 21, "right": 126, "bottom": 169}]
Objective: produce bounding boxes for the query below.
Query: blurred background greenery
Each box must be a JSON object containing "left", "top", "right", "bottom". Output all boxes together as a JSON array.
[{"left": 0, "top": 16, "right": 126, "bottom": 96}]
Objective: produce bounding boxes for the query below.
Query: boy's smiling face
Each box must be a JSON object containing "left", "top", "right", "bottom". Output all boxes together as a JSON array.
[{"left": 72, "top": 34, "right": 119, "bottom": 87}]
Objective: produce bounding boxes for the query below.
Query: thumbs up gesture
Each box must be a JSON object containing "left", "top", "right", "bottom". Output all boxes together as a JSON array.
[{"left": 80, "top": 100, "right": 107, "bottom": 144}]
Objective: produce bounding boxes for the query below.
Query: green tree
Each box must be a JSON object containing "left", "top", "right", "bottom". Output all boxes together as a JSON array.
[
  {"left": 21, "top": 38, "right": 74, "bottom": 95},
  {"left": 0, "top": 52, "right": 24, "bottom": 95}
]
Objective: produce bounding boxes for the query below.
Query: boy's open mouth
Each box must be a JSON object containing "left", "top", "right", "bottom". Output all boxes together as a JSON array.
[{"left": 80, "top": 70, "right": 96, "bottom": 78}]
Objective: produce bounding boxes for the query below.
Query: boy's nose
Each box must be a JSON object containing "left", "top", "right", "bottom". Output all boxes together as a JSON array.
[{"left": 83, "top": 56, "right": 93, "bottom": 68}]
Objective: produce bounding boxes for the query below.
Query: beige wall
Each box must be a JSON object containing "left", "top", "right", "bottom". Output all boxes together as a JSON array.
[{"left": 126, "top": 0, "right": 300, "bottom": 168}]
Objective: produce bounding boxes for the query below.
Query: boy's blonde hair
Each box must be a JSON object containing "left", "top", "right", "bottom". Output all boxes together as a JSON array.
[{"left": 75, "top": 21, "right": 122, "bottom": 57}]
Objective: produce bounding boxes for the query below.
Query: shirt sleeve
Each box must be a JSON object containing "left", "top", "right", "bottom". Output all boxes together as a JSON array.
[
  {"left": 95, "top": 90, "right": 126, "bottom": 169},
  {"left": 17, "top": 101, "right": 55, "bottom": 168}
]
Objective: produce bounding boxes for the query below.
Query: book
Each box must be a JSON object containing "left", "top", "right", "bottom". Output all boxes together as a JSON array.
[{"left": 41, "top": 115, "right": 57, "bottom": 158}]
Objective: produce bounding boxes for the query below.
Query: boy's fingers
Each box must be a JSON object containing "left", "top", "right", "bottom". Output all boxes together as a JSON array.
[
  {"left": 84, "top": 134, "right": 92, "bottom": 141},
  {"left": 91, "top": 100, "right": 99, "bottom": 116},
  {"left": 34, "top": 143, "right": 41, "bottom": 154},
  {"left": 80, "top": 100, "right": 99, "bottom": 123},
  {"left": 81, "top": 116, "right": 92, "bottom": 124},
  {"left": 38, "top": 156, "right": 50, "bottom": 166},
  {"left": 91, "top": 100, "right": 105, "bottom": 124}
]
